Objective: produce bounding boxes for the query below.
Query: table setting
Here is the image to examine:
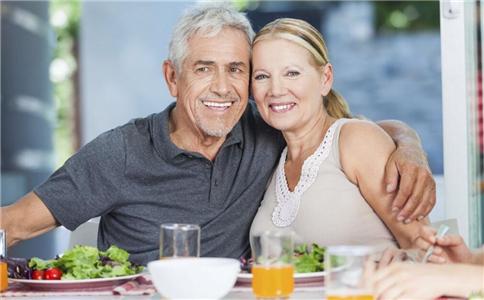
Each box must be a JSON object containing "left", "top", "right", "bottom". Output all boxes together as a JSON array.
[{"left": 2, "top": 224, "right": 461, "bottom": 300}]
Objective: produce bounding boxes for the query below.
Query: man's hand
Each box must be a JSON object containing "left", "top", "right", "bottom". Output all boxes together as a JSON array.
[{"left": 384, "top": 144, "right": 436, "bottom": 224}]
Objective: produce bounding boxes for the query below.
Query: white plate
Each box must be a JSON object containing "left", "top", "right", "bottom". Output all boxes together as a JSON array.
[
  {"left": 9, "top": 273, "right": 143, "bottom": 291},
  {"left": 236, "top": 271, "right": 325, "bottom": 285}
]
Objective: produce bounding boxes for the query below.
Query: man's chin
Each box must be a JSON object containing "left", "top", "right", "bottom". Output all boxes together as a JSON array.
[
  {"left": 197, "top": 122, "right": 236, "bottom": 138},
  {"left": 195, "top": 114, "right": 240, "bottom": 138},
  {"left": 204, "top": 130, "right": 228, "bottom": 138}
]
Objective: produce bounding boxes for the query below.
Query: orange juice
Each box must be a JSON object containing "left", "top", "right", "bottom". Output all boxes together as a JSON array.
[
  {"left": 252, "top": 264, "right": 294, "bottom": 298},
  {"left": 0, "top": 261, "right": 8, "bottom": 292},
  {"left": 327, "top": 289, "right": 374, "bottom": 300},
  {"left": 327, "top": 295, "right": 373, "bottom": 300}
]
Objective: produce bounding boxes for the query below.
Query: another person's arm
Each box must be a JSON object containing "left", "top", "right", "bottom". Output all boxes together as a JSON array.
[
  {"left": 1, "top": 192, "right": 58, "bottom": 247},
  {"left": 376, "top": 120, "right": 436, "bottom": 224},
  {"left": 340, "top": 120, "right": 426, "bottom": 249},
  {"left": 372, "top": 262, "right": 484, "bottom": 300},
  {"left": 415, "top": 225, "right": 484, "bottom": 265}
]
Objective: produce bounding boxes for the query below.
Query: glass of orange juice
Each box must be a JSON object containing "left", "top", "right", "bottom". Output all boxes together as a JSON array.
[
  {"left": 325, "top": 245, "right": 375, "bottom": 300},
  {"left": 251, "top": 230, "right": 294, "bottom": 298}
]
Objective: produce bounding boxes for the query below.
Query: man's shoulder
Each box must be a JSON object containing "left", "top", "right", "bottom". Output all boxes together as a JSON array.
[
  {"left": 119, "top": 113, "right": 159, "bottom": 138},
  {"left": 77, "top": 112, "right": 161, "bottom": 159}
]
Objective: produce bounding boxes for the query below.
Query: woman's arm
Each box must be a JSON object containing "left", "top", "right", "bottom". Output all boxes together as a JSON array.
[
  {"left": 339, "top": 120, "right": 425, "bottom": 248},
  {"left": 372, "top": 262, "right": 484, "bottom": 300}
]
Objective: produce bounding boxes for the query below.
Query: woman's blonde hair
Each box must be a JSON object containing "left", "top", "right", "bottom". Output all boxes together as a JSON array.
[{"left": 253, "top": 18, "right": 351, "bottom": 119}]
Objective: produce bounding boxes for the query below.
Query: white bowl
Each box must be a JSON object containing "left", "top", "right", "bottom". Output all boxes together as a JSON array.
[{"left": 147, "top": 257, "right": 240, "bottom": 299}]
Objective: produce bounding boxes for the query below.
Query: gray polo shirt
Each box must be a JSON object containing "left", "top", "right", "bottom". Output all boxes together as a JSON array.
[{"left": 34, "top": 101, "right": 284, "bottom": 265}]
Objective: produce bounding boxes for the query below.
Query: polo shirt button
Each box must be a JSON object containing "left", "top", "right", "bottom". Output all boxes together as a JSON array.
[{"left": 214, "top": 179, "right": 218, "bottom": 186}]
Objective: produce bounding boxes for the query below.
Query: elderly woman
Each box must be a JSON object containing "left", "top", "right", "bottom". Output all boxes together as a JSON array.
[{"left": 249, "top": 18, "right": 426, "bottom": 252}]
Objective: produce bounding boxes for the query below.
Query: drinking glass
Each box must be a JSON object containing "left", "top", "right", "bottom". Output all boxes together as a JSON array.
[
  {"left": 325, "top": 245, "right": 375, "bottom": 300},
  {"left": 251, "top": 230, "right": 294, "bottom": 298},
  {"left": 159, "top": 223, "right": 200, "bottom": 258}
]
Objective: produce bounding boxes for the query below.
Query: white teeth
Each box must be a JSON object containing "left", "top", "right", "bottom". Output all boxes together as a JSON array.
[
  {"left": 203, "top": 101, "right": 233, "bottom": 108},
  {"left": 271, "top": 103, "right": 293, "bottom": 111}
]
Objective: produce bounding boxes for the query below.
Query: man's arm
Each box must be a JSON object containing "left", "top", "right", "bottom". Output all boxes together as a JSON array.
[
  {"left": 376, "top": 120, "right": 436, "bottom": 223},
  {"left": 1, "top": 192, "right": 58, "bottom": 247}
]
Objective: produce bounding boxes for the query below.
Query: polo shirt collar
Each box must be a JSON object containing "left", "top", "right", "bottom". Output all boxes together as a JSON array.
[{"left": 154, "top": 102, "right": 244, "bottom": 161}]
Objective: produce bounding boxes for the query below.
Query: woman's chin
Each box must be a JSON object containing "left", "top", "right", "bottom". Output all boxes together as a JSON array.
[{"left": 267, "top": 121, "right": 294, "bottom": 132}]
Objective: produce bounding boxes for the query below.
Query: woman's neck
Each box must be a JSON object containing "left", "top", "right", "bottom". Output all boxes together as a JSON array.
[{"left": 284, "top": 111, "right": 335, "bottom": 163}]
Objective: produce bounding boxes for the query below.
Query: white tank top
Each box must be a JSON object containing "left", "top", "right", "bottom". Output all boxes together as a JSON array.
[{"left": 250, "top": 119, "right": 397, "bottom": 251}]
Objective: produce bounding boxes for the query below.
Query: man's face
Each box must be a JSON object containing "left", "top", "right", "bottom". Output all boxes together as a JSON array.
[{"left": 168, "top": 28, "right": 250, "bottom": 138}]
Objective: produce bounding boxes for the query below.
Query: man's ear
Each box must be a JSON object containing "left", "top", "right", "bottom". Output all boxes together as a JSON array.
[
  {"left": 320, "top": 63, "right": 334, "bottom": 96},
  {"left": 163, "top": 60, "right": 178, "bottom": 97}
]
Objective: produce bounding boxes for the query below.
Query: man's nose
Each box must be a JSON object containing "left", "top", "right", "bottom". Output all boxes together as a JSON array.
[{"left": 210, "top": 71, "right": 230, "bottom": 96}]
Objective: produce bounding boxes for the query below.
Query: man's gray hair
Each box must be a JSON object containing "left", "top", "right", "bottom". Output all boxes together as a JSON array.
[{"left": 168, "top": 2, "right": 255, "bottom": 72}]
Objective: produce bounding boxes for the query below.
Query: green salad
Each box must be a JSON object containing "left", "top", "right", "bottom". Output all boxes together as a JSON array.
[
  {"left": 293, "top": 243, "right": 326, "bottom": 273},
  {"left": 28, "top": 245, "right": 143, "bottom": 280}
]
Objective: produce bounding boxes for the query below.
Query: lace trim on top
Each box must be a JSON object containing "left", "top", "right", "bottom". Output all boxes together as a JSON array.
[{"left": 272, "top": 119, "right": 343, "bottom": 227}]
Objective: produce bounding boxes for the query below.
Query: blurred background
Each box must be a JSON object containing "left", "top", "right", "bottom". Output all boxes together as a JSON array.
[{"left": 1, "top": 0, "right": 481, "bottom": 258}]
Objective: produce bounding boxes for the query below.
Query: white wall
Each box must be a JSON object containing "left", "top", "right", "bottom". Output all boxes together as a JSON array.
[{"left": 80, "top": 1, "right": 195, "bottom": 144}]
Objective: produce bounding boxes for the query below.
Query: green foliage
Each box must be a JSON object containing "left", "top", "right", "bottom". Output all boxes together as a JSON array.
[
  {"left": 49, "top": 0, "right": 81, "bottom": 167},
  {"left": 375, "top": 1, "right": 440, "bottom": 33}
]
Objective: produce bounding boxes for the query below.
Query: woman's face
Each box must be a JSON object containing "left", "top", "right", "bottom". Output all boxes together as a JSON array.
[{"left": 251, "top": 38, "right": 332, "bottom": 133}]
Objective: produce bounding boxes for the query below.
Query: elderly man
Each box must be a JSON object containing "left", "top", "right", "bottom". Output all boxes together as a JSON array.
[{"left": 2, "top": 3, "right": 435, "bottom": 265}]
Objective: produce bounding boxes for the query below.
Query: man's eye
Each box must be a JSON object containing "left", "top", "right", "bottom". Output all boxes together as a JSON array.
[
  {"left": 254, "top": 74, "right": 268, "bottom": 80},
  {"left": 196, "top": 67, "right": 209, "bottom": 72},
  {"left": 230, "top": 67, "right": 242, "bottom": 73},
  {"left": 287, "top": 71, "right": 300, "bottom": 77}
]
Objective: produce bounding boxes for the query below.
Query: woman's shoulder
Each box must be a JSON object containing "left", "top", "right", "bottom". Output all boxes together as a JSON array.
[
  {"left": 338, "top": 118, "right": 392, "bottom": 147},
  {"left": 337, "top": 118, "right": 395, "bottom": 178}
]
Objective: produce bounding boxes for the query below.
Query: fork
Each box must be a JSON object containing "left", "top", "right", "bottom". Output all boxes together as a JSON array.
[{"left": 421, "top": 224, "right": 450, "bottom": 263}]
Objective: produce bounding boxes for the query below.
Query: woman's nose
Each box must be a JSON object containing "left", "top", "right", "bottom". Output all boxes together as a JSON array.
[{"left": 269, "top": 77, "right": 286, "bottom": 97}]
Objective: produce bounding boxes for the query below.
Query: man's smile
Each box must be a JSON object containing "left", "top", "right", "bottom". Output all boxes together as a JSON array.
[{"left": 201, "top": 100, "right": 237, "bottom": 112}]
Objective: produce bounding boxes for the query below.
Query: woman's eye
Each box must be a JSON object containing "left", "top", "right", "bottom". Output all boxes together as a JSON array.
[
  {"left": 254, "top": 74, "right": 268, "bottom": 80},
  {"left": 287, "top": 71, "right": 300, "bottom": 77}
]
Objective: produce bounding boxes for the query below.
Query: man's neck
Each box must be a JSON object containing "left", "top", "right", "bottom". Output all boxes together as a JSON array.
[{"left": 169, "top": 108, "right": 226, "bottom": 161}]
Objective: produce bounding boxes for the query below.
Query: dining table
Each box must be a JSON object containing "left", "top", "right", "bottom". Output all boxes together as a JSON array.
[
  {"left": 1, "top": 284, "right": 325, "bottom": 299},
  {"left": 0, "top": 274, "right": 325, "bottom": 300}
]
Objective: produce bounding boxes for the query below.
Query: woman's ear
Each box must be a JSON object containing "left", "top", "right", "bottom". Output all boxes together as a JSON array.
[
  {"left": 163, "top": 60, "right": 178, "bottom": 97},
  {"left": 320, "top": 63, "right": 334, "bottom": 96}
]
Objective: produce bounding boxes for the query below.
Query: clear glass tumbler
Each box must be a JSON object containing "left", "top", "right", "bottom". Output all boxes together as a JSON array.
[
  {"left": 159, "top": 223, "right": 200, "bottom": 259},
  {"left": 325, "top": 245, "right": 375, "bottom": 300}
]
